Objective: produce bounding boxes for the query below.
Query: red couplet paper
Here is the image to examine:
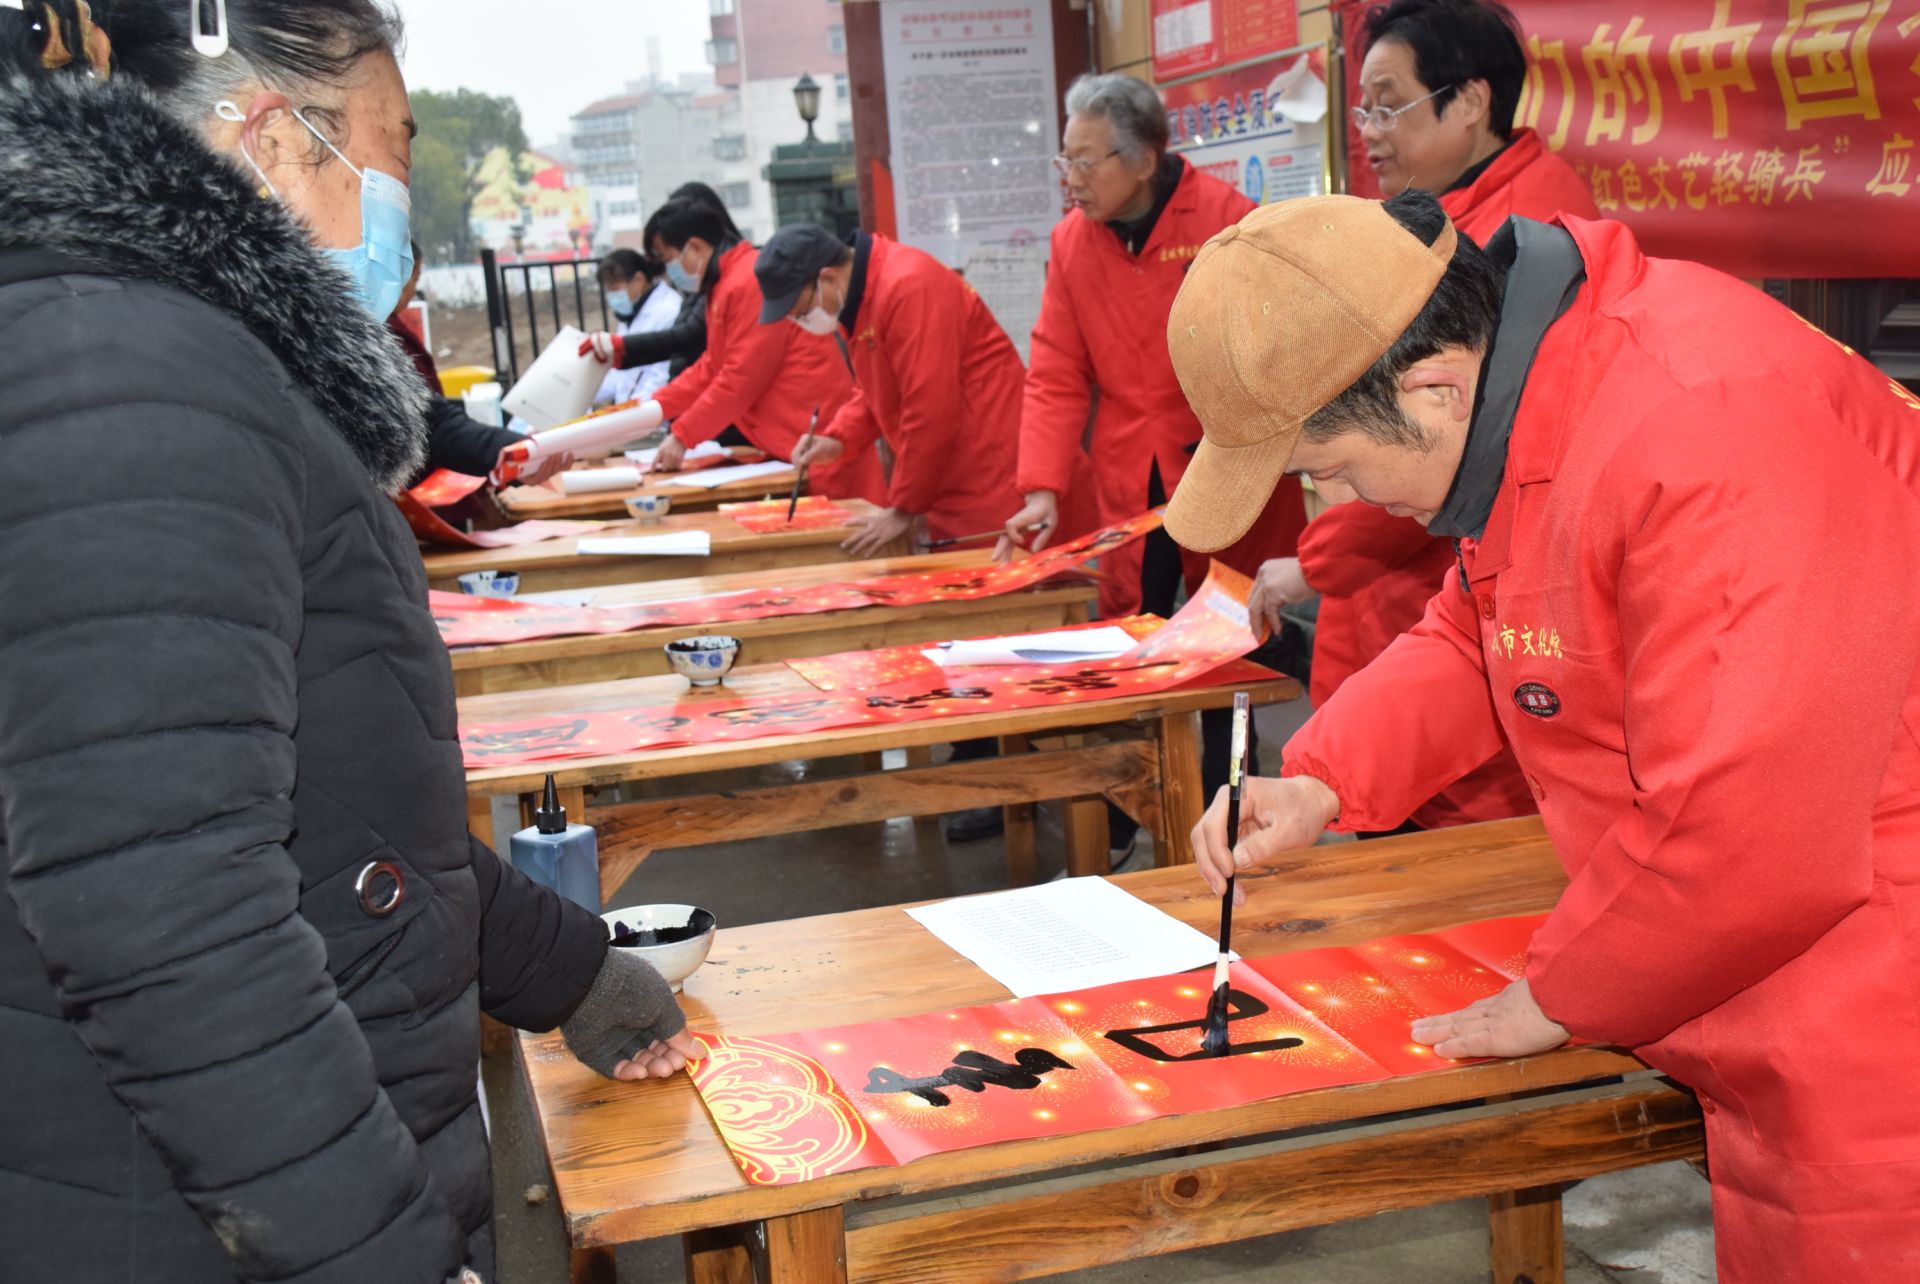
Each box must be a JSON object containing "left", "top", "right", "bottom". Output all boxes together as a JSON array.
[
  {"left": 394, "top": 491, "right": 612, "bottom": 550},
  {"left": 408, "top": 468, "right": 490, "bottom": 510},
  {"left": 456, "top": 560, "right": 1266, "bottom": 769},
  {"left": 689, "top": 914, "right": 1546, "bottom": 1186},
  {"left": 722, "top": 497, "right": 855, "bottom": 534},
  {"left": 432, "top": 510, "right": 1166, "bottom": 649}
]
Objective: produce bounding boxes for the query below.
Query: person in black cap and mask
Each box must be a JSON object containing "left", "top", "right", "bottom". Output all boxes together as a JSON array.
[
  {"left": 754, "top": 222, "right": 1090, "bottom": 558},
  {"left": 757, "top": 223, "right": 1099, "bottom": 845}
]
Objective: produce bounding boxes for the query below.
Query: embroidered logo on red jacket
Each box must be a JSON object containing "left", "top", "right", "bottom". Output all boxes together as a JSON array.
[{"left": 1513, "top": 682, "right": 1561, "bottom": 718}]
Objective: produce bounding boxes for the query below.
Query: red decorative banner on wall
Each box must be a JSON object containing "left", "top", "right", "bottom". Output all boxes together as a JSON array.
[
  {"left": 1335, "top": 0, "right": 1920, "bottom": 277},
  {"left": 690, "top": 912, "right": 1546, "bottom": 1186}
]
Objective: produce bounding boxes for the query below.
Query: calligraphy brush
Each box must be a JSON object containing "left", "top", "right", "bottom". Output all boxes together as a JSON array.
[
  {"left": 926, "top": 522, "right": 1051, "bottom": 551},
  {"left": 1202, "top": 691, "right": 1252, "bottom": 1057},
  {"left": 786, "top": 405, "right": 817, "bottom": 524}
]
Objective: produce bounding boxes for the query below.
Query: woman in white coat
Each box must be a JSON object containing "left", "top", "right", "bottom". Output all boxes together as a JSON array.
[{"left": 594, "top": 249, "right": 682, "bottom": 405}]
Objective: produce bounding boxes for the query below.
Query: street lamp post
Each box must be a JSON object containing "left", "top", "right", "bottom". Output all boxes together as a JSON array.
[{"left": 793, "top": 72, "right": 821, "bottom": 151}]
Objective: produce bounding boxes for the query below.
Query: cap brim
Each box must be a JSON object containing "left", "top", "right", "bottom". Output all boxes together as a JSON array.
[
  {"left": 1163, "top": 426, "right": 1303, "bottom": 553},
  {"left": 757, "top": 288, "right": 802, "bottom": 325}
]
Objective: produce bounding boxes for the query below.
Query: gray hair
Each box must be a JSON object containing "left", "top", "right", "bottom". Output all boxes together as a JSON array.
[
  {"left": 1063, "top": 73, "right": 1170, "bottom": 163},
  {"left": 9, "top": 1, "right": 404, "bottom": 153}
]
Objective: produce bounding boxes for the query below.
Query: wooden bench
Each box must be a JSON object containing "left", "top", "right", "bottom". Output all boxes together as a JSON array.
[
  {"left": 463, "top": 666, "right": 1302, "bottom": 902},
  {"left": 424, "top": 500, "right": 907, "bottom": 595}
]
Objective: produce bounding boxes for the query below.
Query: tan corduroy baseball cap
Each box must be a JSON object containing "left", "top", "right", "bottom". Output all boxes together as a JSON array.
[{"left": 1164, "top": 195, "right": 1459, "bottom": 552}]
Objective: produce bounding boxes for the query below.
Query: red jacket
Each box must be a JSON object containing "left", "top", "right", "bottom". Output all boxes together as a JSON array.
[
  {"left": 1021, "top": 160, "right": 1306, "bottom": 614},
  {"left": 655, "top": 242, "right": 882, "bottom": 503},
  {"left": 1294, "top": 132, "right": 1598, "bottom": 827},
  {"left": 1284, "top": 217, "right": 1920, "bottom": 1281},
  {"left": 1442, "top": 127, "right": 1599, "bottom": 245},
  {"left": 825, "top": 235, "right": 1087, "bottom": 542}
]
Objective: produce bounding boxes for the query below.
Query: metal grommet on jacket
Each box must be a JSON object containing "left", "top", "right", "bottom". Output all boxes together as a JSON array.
[{"left": 354, "top": 860, "right": 406, "bottom": 918}]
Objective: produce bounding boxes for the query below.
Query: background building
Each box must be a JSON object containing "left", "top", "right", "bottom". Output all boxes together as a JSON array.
[
  {"left": 708, "top": 0, "right": 852, "bottom": 241},
  {"left": 571, "top": 84, "right": 730, "bottom": 250}
]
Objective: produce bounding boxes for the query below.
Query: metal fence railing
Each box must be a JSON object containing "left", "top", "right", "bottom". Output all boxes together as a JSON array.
[{"left": 479, "top": 249, "right": 613, "bottom": 386}]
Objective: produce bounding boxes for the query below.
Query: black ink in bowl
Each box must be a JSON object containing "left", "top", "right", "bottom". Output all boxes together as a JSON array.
[{"left": 610, "top": 908, "right": 717, "bottom": 948}]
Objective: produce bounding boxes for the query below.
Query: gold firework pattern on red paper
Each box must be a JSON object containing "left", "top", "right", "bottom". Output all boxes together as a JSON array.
[{"left": 690, "top": 1036, "right": 872, "bottom": 1186}]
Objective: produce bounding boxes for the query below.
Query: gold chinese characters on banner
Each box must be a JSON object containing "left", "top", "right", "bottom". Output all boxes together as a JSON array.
[{"left": 1338, "top": 0, "right": 1920, "bottom": 277}]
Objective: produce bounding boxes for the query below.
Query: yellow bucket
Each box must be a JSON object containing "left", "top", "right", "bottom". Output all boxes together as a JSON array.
[{"left": 438, "top": 365, "right": 498, "bottom": 399}]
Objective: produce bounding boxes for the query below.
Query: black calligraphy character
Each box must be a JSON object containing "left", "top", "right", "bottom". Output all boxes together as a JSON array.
[
  {"left": 705, "top": 699, "right": 840, "bottom": 727},
  {"left": 1102, "top": 990, "right": 1304, "bottom": 1062},
  {"left": 624, "top": 713, "right": 692, "bottom": 735},
  {"left": 462, "top": 719, "right": 590, "bottom": 757},
  {"left": 731, "top": 596, "right": 797, "bottom": 611},
  {"left": 850, "top": 587, "right": 902, "bottom": 603},
  {"left": 1023, "top": 669, "right": 1122, "bottom": 697},
  {"left": 930, "top": 576, "right": 991, "bottom": 595},
  {"left": 864, "top": 686, "right": 994, "bottom": 711},
  {"left": 862, "top": 1048, "right": 1074, "bottom": 1107}
]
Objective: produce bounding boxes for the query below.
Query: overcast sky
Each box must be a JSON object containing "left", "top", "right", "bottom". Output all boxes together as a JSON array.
[{"left": 391, "top": 0, "right": 713, "bottom": 146}]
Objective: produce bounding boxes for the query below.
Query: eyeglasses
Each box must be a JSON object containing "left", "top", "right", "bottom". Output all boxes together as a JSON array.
[
  {"left": 1051, "top": 149, "right": 1120, "bottom": 178},
  {"left": 1349, "top": 85, "right": 1455, "bottom": 132}
]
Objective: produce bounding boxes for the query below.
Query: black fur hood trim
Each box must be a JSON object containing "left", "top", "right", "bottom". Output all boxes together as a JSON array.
[{"left": 0, "top": 73, "right": 428, "bottom": 492}]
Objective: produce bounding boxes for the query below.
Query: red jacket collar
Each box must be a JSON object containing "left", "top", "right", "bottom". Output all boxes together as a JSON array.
[
  {"left": 1067, "top": 155, "right": 1205, "bottom": 256},
  {"left": 1445, "top": 129, "right": 1545, "bottom": 217},
  {"left": 1467, "top": 215, "right": 1646, "bottom": 581}
]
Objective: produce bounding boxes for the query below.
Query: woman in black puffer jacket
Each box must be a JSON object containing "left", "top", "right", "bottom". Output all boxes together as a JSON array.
[{"left": 0, "top": 5, "right": 696, "bottom": 1283}]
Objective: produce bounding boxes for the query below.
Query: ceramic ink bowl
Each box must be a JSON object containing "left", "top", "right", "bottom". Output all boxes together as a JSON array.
[
  {"left": 665, "top": 635, "right": 740, "bottom": 686},
  {"left": 600, "top": 905, "right": 717, "bottom": 992},
  {"left": 456, "top": 570, "right": 521, "bottom": 598},
  {"left": 624, "top": 494, "right": 673, "bottom": 524}
]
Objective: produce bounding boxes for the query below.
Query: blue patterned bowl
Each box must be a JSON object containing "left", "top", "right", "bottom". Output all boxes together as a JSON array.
[
  {"left": 456, "top": 570, "right": 520, "bottom": 598},
  {"left": 624, "top": 495, "right": 673, "bottom": 524},
  {"left": 665, "top": 635, "right": 740, "bottom": 686}
]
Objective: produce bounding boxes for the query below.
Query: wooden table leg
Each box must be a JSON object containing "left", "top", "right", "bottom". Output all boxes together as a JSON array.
[
  {"left": 1153, "top": 711, "right": 1205, "bottom": 867},
  {"left": 683, "top": 1225, "right": 755, "bottom": 1284},
  {"left": 1059, "top": 732, "right": 1111, "bottom": 878},
  {"left": 1063, "top": 796, "right": 1109, "bottom": 878},
  {"left": 569, "top": 1244, "right": 616, "bottom": 1284},
  {"left": 998, "top": 734, "right": 1035, "bottom": 885},
  {"left": 1488, "top": 1185, "right": 1566, "bottom": 1284},
  {"left": 764, "top": 1205, "right": 848, "bottom": 1284}
]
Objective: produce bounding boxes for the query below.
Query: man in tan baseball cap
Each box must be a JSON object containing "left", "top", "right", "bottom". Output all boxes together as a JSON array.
[
  {"left": 1163, "top": 191, "right": 1480, "bottom": 553},
  {"left": 1173, "top": 187, "right": 1920, "bottom": 1283}
]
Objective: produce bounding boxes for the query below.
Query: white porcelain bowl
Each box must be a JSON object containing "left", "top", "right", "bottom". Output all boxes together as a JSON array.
[
  {"left": 665, "top": 635, "right": 740, "bottom": 686},
  {"left": 456, "top": 570, "right": 520, "bottom": 598},
  {"left": 625, "top": 494, "right": 673, "bottom": 524},
  {"left": 600, "top": 904, "right": 717, "bottom": 992}
]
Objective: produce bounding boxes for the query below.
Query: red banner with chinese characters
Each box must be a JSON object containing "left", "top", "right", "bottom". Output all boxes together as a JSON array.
[
  {"left": 1335, "top": 0, "right": 1920, "bottom": 278},
  {"left": 431, "top": 511, "right": 1163, "bottom": 649},
  {"left": 456, "top": 562, "right": 1264, "bottom": 769},
  {"left": 1151, "top": 0, "right": 1301, "bottom": 82},
  {"left": 689, "top": 912, "right": 1546, "bottom": 1186}
]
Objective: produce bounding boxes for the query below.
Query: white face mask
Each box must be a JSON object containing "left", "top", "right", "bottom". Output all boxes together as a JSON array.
[{"left": 790, "top": 276, "right": 840, "bottom": 336}]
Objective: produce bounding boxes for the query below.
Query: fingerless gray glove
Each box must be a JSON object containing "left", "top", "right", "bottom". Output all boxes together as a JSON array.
[{"left": 560, "top": 947, "right": 687, "bottom": 1078}]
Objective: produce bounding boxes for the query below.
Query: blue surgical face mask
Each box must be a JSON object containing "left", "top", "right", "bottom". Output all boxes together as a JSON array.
[
  {"left": 217, "top": 101, "right": 416, "bottom": 320},
  {"left": 665, "top": 259, "right": 697, "bottom": 293},
  {"left": 606, "top": 289, "right": 637, "bottom": 322}
]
